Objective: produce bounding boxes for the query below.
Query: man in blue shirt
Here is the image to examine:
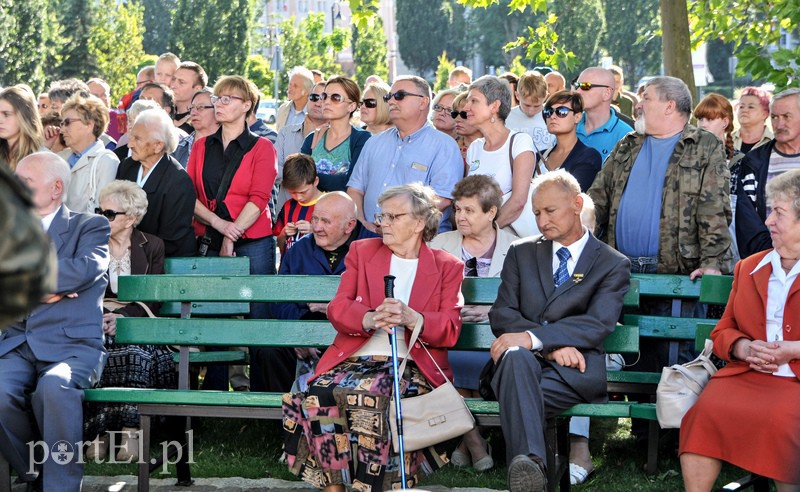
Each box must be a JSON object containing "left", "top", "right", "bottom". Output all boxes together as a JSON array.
[
  {"left": 346, "top": 76, "right": 463, "bottom": 232},
  {"left": 574, "top": 68, "right": 633, "bottom": 162}
]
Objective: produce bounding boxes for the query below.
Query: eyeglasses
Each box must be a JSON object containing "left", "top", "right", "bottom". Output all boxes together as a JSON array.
[
  {"left": 59, "top": 118, "right": 82, "bottom": 127},
  {"left": 374, "top": 212, "right": 410, "bottom": 224},
  {"left": 571, "top": 79, "right": 611, "bottom": 91},
  {"left": 433, "top": 104, "right": 452, "bottom": 113},
  {"left": 542, "top": 106, "right": 575, "bottom": 119},
  {"left": 308, "top": 93, "right": 323, "bottom": 102},
  {"left": 188, "top": 104, "right": 214, "bottom": 112},
  {"left": 94, "top": 208, "right": 127, "bottom": 221},
  {"left": 450, "top": 110, "right": 468, "bottom": 120},
  {"left": 210, "top": 95, "right": 245, "bottom": 105},
  {"left": 321, "top": 92, "right": 350, "bottom": 103},
  {"left": 361, "top": 98, "right": 378, "bottom": 108},
  {"left": 383, "top": 90, "right": 425, "bottom": 102}
]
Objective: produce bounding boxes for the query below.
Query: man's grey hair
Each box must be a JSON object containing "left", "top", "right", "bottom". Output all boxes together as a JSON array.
[
  {"left": 766, "top": 168, "right": 800, "bottom": 219},
  {"left": 288, "top": 66, "right": 315, "bottom": 93},
  {"left": 18, "top": 152, "right": 72, "bottom": 200},
  {"left": 645, "top": 76, "right": 693, "bottom": 117},
  {"left": 394, "top": 76, "right": 432, "bottom": 101},
  {"left": 531, "top": 168, "right": 581, "bottom": 199},
  {"left": 134, "top": 108, "right": 179, "bottom": 154},
  {"left": 469, "top": 75, "right": 513, "bottom": 121},
  {"left": 771, "top": 88, "right": 800, "bottom": 111}
]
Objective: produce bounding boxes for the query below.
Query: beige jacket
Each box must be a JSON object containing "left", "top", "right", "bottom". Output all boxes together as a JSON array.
[
  {"left": 59, "top": 140, "right": 120, "bottom": 214},
  {"left": 428, "top": 223, "right": 519, "bottom": 277}
]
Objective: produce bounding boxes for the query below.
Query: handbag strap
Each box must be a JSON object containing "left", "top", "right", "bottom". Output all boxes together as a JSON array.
[
  {"left": 507, "top": 132, "right": 518, "bottom": 172},
  {"left": 396, "top": 316, "right": 454, "bottom": 385}
]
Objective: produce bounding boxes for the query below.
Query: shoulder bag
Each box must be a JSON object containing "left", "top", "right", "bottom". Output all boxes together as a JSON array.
[
  {"left": 501, "top": 133, "right": 539, "bottom": 238},
  {"left": 389, "top": 317, "right": 475, "bottom": 453},
  {"left": 655, "top": 338, "right": 718, "bottom": 428}
]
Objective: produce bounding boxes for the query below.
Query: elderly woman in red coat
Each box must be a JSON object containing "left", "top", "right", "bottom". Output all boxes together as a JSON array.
[
  {"left": 680, "top": 169, "right": 800, "bottom": 491},
  {"left": 282, "top": 183, "right": 464, "bottom": 491}
]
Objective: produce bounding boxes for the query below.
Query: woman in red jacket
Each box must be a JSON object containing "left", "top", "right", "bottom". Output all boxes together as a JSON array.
[
  {"left": 283, "top": 183, "right": 464, "bottom": 491},
  {"left": 187, "top": 75, "right": 278, "bottom": 316}
]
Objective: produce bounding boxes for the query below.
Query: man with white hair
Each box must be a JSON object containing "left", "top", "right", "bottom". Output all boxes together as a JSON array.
[
  {"left": 276, "top": 66, "right": 314, "bottom": 131},
  {"left": 735, "top": 88, "right": 800, "bottom": 257},
  {"left": 573, "top": 67, "right": 633, "bottom": 160},
  {"left": 115, "top": 108, "right": 196, "bottom": 257},
  {"left": 0, "top": 152, "right": 110, "bottom": 492}
]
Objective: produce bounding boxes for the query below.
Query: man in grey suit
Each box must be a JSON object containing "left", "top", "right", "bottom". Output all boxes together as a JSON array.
[
  {"left": 488, "top": 170, "right": 630, "bottom": 492},
  {"left": 0, "top": 152, "right": 110, "bottom": 491}
]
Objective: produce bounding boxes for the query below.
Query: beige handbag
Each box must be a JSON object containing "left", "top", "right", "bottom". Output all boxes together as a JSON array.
[
  {"left": 655, "top": 338, "right": 718, "bottom": 428},
  {"left": 389, "top": 318, "right": 475, "bottom": 453}
]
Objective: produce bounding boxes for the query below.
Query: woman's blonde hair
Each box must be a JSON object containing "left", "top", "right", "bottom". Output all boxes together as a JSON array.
[
  {"left": 363, "top": 82, "right": 391, "bottom": 127},
  {"left": 99, "top": 180, "right": 149, "bottom": 226},
  {"left": 0, "top": 85, "right": 44, "bottom": 170},
  {"left": 61, "top": 93, "right": 109, "bottom": 139}
]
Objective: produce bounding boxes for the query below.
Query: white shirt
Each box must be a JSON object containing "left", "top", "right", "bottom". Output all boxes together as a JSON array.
[
  {"left": 466, "top": 132, "right": 535, "bottom": 193},
  {"left": 353, "top": 255, "right": 419, "bottom": 359},
  {"left": 751, "top": 249, "right": 800, "bottom": 377},
  {"left": 527, "top": 228, "right": 591, "bottom": 351},
  {"left": 41, "top": 207, "right": 59, "bottom": 232},
  {"left": 505, "top": 107, "right": 556, "bottom": 152},
  {"left": 136, "top": 159, "right": 160, "bottom": 188}
]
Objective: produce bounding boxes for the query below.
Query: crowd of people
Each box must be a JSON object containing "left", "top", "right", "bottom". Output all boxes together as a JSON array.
[{"left": 0, "top": 50, "right": 799, "bottom": 492}]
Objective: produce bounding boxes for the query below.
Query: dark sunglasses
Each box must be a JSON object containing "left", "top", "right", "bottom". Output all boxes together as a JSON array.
[
  {"left": 571, "top": 79, "right": 611, "bottom": 91},
  {"left": 95, "top": 208, "right": 127, "bottom": 221},
  {"left": 308, "top": 93, "right": 322, "bottom": 102},
  {"left": 321, "top": 92, "right": 350, "bottom": 103},
  {"left": 450, "top": 110, "right": 468, "bottom": 120},
  {"left": 383, "top": 90, "right": 425, "bottom": 102},
  {"left": 542, "top": 106, "right": 575, "bottom": 119},
  {"left": 361, "top": 98, "right": 378, "bottom": 108}
]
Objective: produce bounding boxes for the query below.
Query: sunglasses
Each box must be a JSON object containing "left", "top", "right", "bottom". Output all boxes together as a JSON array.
[
  {"left": 95, "top": 208, "right": 127, "bottom": 221},
  {"left": 383, "top": 90, "right": 425, "bottom": 102},
  {"left": 59, "top": 118, "right": 82, "bottom": 127},
  {"left": 361, "top": 98, "right": 378, "bottom": 108},
  {"left": 571, "top": 79, "right": 611, "bottom": 91},
  {"left": 308, "top": 93, "right": 323, "bottom": 102},
  {"left": 450, "top": 110, "right": 468, "bottom": 120},
  {"left": 321, "top": 92, "right": 350, "bottom": 103},
  {"left": 542, "top": 106, "right": 575, "bottom": 119},
  {"left": 211, "top": 95, "right": 245, "bottom": 105}
]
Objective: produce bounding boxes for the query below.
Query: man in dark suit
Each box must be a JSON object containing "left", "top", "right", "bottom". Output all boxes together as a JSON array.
[
  {"left": 0, "top": 152, "right": 110, "bottom": 491},
  {"left": 488, "top": 170, "right": 630, "bottom": 492}
]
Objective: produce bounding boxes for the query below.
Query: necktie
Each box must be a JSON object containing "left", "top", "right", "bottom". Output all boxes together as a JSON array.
[{"left": 553, "top": 247, "right": 571, "bottom": 287}]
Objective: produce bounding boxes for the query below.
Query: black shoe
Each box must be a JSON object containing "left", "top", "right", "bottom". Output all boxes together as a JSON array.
[{"left": 507, "top": 454, "right": 546, "bottom": 492}]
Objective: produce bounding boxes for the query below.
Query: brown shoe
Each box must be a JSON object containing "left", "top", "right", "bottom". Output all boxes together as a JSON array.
[{"left": 508, "top": 454, "right": 546, "bottom": 492}]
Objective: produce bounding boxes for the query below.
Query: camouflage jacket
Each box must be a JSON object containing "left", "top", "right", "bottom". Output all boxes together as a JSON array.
[
  {"left": 0, "top": 165, "right": 56, "bottom": 327},
  {"left": 588, "top": 123, "right": 733, "bottom": 275}
]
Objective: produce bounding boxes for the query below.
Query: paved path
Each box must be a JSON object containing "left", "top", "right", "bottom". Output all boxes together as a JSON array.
[{"left": 11, "top": 475, "right": 505, "bottom": 491}]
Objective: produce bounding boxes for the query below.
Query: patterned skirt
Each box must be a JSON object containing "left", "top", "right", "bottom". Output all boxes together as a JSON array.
[
  {"left": 84, "top": 340, "right": 177, "bottom": 440},
  {"left": 282, "top": 356, "right": 449, "bottom": 491}
]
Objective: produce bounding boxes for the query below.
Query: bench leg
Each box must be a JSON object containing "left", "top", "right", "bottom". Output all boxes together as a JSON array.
[
  {"left": 545, "top": 418, "right": 557, "bottom": 492},
  {"left": 139, "top": 415, "right": 151, "bottom": 492},
  {"left": 174, "top": 418, "right": 193, "bottom": 486},
  {"left": 645, "top": 419, "right": 658, "bottom": 475},
  {"left": 545, "top": 418, "right": 571, "bottom": 492},
  {"left": 556, "top": 419, "right": 571, "bottom": 492},
  {"left": 0, "top": 453, "right": 10, "bottom": 492}
]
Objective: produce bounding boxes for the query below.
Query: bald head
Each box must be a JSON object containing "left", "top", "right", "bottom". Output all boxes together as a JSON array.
[
  {"left": 575, "top": 67, "right": 615, "bottom": 112},
  {"left": 544, "top": 72, "right": 566, "bottom": 94},
  {"left": 16, "top": 152, "right": 71, "bottom": 215},
  {"left": 312, "top": 192, "right": 358, "bottom": 251}
]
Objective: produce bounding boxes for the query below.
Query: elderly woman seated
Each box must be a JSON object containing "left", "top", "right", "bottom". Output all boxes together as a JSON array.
[
  {"left": 429, "top": 174, "right": 518, "bottom": 471},
  {"left": 84, "top": 180, "right": 176, "bottom": 462},
  {"left": 115, "top": 108, "right": 196, "bottom": 257},
  {"left": 680, "top": 169, "right": 800, "bottom": 491},
  {"left": 282, "top": 183, "right": 464, "bottom": 491}
]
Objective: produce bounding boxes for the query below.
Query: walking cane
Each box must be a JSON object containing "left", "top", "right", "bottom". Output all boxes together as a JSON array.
[{"left": 384, "top": 274, "right": 409, "bottom": 488}]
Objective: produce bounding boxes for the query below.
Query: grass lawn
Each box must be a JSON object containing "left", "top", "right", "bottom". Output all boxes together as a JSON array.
[{"left": 85, "top": 416, "right": 763, "bottom": 490}]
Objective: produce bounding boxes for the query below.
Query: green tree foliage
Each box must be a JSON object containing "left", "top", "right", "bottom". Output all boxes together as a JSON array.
[
  {"left": 278, "top": 13, "right": 349, "bottom": 89},
  {"left": 396, "top": 0, "right": 468, "bottom": 75},
  {"left": 434, "top": 52, "right": 456, "bottom": 91},
  {"left": 171, "top": 0, "right": 253, "bottom": 83},
  {"left": 690, "top": 0, "right": 800, "bottom": 88},
  {"left": 56, "top": 0, "right": 98, "bottom": 80},
  {"left": 244, "top": 54, "right": 275, "bottom": 97},
  {"left": 352, "top": 15, "right": 388, "bottom": 86},
  {"left": 0, "top": 0, "right": 50, "bottom": 91},
  {"left": 600, "top": 0, "right": 662, "bottom": 88},
  {"left": 508, "top": 55, "right": 527, "bottom": 77},
  {"left": 465, "top": 2, "right": 531, "bottom": 69},
  {"left": 89, "top": 0, "right": 147, "bottom": 104},
  {"left": 142, "top": 0, "right": 176, "bottom": 55},
  {"left": 551, "top": 0, "right": 604, "bottom": 78}
]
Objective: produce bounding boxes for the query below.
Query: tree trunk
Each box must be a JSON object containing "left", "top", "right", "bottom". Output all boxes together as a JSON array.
[{"left": 660, "top": 0, "right": 697, "bottom": 100}]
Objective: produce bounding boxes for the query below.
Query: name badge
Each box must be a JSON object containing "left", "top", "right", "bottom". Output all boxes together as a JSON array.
[{"left": 411, "top": 162, "right": 428, "bottom": 172}]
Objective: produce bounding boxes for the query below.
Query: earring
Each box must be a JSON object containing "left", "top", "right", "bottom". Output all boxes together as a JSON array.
[{"left": 491, "top": 115, "right": 496, "bottom": 124}]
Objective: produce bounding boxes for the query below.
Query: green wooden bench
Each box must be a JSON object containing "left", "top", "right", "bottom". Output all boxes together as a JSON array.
[{"left": 82, "top": 274, "right": 641, "bottom": 492}]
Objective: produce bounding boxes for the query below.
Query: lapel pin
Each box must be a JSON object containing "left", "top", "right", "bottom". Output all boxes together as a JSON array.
[{"left": 572, "top": 274, "right": 584, "bottom": 284}]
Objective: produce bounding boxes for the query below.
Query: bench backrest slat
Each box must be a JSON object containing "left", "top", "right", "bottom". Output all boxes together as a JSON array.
[
  {"left": 631, "top": 273, "right": 702, "bottom": 299},
  {"left": 161, "top": 257, "right": 251, "bottom": 316},
  {"left": 623, "top": 314, "right": 712, "bottom": 340},
  {"left": 699, "top": 274, "right": 734, "bottom": 305}
]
